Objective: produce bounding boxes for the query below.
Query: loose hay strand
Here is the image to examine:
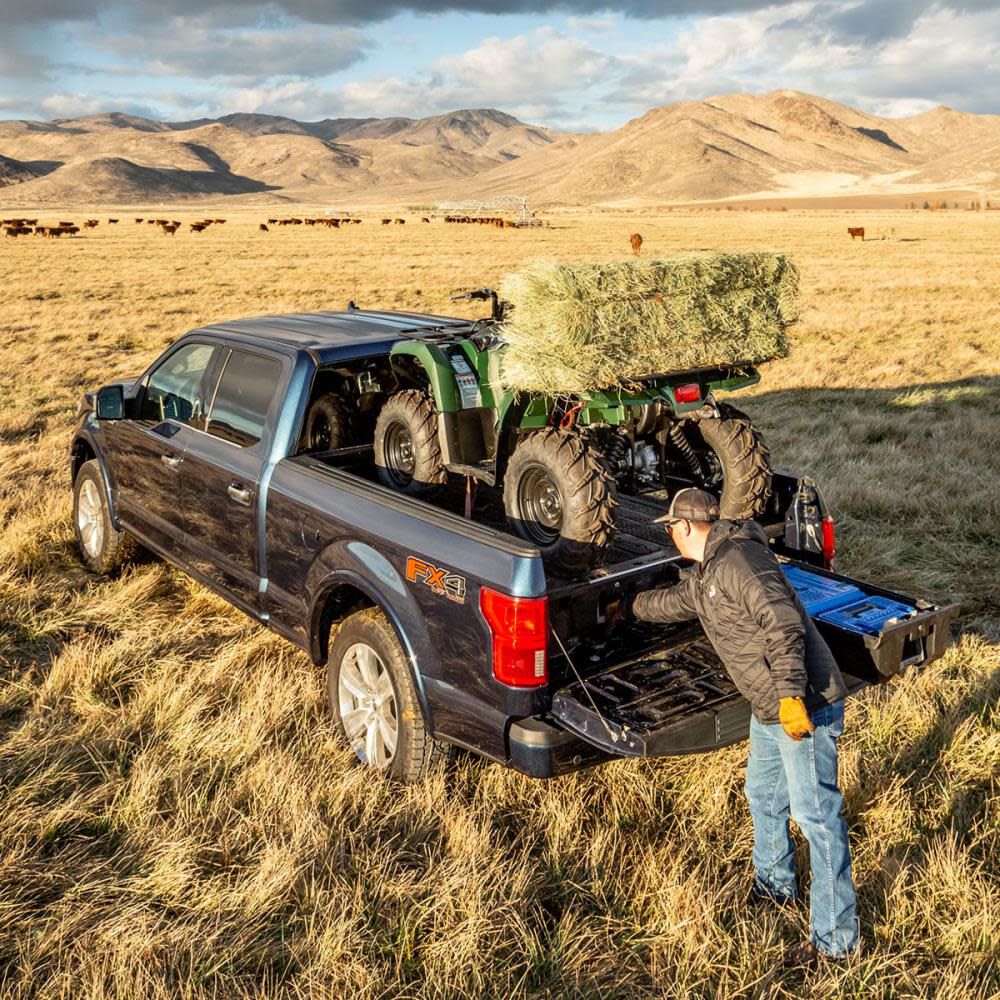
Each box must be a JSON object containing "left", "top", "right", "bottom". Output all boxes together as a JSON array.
[{"left": 497, "top": 253, "right": 799, "bottom": 394}]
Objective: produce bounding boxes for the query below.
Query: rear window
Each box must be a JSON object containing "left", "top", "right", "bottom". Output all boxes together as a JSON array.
[{"left": 206, "top": 349, "right": 282, "bottom": 447}]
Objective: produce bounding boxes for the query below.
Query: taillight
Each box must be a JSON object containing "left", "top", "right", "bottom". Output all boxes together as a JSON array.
[
  {"left": 672, "top": 383, "right": 701, "bottom": 404},
  {"left": 822, "top": 515, "right": 836, "bottom": 568},
  {"left": 479, "top": 587, "right": 548, "bottom": 687}
]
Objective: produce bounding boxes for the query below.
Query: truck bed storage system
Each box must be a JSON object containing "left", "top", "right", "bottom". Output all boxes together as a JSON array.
[{"left": 548, "top": 561, "right": 959, "bottom": 759}]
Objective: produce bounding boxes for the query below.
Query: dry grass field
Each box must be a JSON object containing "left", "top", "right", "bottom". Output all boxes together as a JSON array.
[{"left": 1, "top": 207, "right": 998, "bottom": 999}]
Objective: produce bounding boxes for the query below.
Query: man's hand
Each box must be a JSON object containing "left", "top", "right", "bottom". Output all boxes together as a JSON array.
[{"left": 779, "top": 697, "right": 815, "bottom": 740}]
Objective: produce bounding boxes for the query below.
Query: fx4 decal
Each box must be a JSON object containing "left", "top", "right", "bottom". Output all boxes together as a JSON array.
[{"left": 405, "top": 557, "right": 467, "bottom": 604}]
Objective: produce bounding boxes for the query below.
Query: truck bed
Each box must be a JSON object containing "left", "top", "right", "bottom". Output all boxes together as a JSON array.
[{"left": 298, "top": 447, "right": 959, "bottom": 770}]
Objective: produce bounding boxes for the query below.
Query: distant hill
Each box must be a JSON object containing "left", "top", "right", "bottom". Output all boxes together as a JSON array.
[
  {"left": 0, "top": 154, "right": 43, "bottom": 187},
  {"left": 0, "top": 94, "right": 998, "bottom": 205}
]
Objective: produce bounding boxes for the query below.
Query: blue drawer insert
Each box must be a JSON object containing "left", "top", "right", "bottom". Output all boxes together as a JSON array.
[
  {"left": 817, "top": 595, "right": 917, "bottom": 635},
  {"left": 781, "top": 564, "right": 864, "bottom": 616}
]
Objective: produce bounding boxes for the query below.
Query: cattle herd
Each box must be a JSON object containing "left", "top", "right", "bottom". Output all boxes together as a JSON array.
[{"left": 3, "top": 212, "right": 545, "bottom": 241}]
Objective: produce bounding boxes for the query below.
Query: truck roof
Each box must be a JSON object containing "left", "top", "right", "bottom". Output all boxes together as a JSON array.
[{"left": 194, "top": 309, "right": 474, "bottom": 362}]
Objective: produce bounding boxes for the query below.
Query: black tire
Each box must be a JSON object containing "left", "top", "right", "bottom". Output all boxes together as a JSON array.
[
  {"left": 328, "top": 608, "right": 449, "bottom": 782},
  {"left": 684, "top": 402, "right": 772, "bottom": 519},
  {"left": 73, "top": 459, "right": 136, "bottom": 575},
  {"left": 503, "top": 427, "right": 618, "bottom": 577},
  {"left": 373, "top": 390, "right": 447, "bottom": 495},
  {"left": 303, "top": 391, "right": 352, "bottom": 452}
]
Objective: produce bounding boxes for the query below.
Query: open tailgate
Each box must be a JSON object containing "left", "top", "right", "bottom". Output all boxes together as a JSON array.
[
  {"left": 551, "top": 628, "right": 751, "bottom": 756},
  {"left": 550, "top": 569, "right": 959, "bottom": 759}
]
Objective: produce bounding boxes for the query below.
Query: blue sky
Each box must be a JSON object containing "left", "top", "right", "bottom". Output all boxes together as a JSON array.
[{"left": 2, "top": 2, "right": 999, "bottom": 129}]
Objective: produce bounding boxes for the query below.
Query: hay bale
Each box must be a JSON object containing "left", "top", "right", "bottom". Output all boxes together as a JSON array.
[{"left": 497, "top": 253, "right": 798, "bottom": 394}]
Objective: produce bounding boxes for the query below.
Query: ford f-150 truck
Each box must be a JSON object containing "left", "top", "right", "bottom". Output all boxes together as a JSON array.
[{"left": 70, "top": 309, "right": 959, "bottom": 781}]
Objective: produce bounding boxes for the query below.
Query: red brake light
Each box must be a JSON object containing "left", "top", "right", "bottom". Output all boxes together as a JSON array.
[
  {"left": 479, "top": 587, "right": 548, "bottom": 688},
  {"left": 822, "top": 515, "right": 836, "bottom": 568},
  {"left": 673, "top": 383, "right": 701, "bottom": 404}
]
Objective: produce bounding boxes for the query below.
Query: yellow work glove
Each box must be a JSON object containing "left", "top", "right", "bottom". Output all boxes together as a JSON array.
[{"left": 779, "top": 697, "right": 816, "bottom": 741}]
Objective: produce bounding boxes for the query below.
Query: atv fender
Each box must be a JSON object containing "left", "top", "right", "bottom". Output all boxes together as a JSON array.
[{"left": 390, "top": 342, "right": 462, "bottom": 412}]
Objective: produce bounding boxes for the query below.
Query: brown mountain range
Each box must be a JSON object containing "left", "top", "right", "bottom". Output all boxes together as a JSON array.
[{"left": 1, "top": 92, "right": 998, "bottom": 206}]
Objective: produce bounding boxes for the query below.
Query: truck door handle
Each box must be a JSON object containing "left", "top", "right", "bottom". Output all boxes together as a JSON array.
[
  {"left": 227, "top": 483, "right": 252, "bottom": 506},
  {"left": 161, "top": 453, "right": 182, "bottom": 470}
]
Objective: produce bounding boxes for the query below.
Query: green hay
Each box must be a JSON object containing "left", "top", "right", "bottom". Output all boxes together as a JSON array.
[{"left": 497, "top": 253, "right": 799, "bottom": 394}]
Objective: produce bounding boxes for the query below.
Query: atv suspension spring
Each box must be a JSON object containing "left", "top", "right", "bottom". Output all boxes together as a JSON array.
[
  {"left": 668, "top": 423, "right": 704, "bottom": 479},
  {"left": 604, "top": 433, "right": 630, "bottom": 471}
]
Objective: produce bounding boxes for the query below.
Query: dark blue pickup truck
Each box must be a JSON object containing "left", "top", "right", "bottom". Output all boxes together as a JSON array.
[{"left": 70, "top": 309, "right": 959, "bottom": 781}]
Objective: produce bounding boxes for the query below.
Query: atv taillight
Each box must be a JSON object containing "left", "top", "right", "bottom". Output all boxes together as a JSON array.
[
  {"left": 822, "top": 515, "right": 836, "bottom": 569},
  {"left": 673, "top": 383, "right": 701, "bottom": 404},
  {"left": 480, "top": 587, "right": 548, "bottom": 688}
]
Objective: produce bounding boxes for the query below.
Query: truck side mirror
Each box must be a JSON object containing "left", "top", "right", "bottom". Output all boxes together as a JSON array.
[{"left": 95, "top": 384, "right": 125, "bottom": 420}]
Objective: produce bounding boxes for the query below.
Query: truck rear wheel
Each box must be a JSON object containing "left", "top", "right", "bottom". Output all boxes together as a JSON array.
[
  {"left": 303, "top": 391, "right": 352, "bottom": 452},
  {"left": 503, "top": 428, "right": 618, "bottom": 578},
  {"left": 681, "top": 402, "right": 772, "bottom": 519},
  {"left": 73, "top": 459, "right": 136, "bottom": 575},
  {"left": 374, "top": 390, "right": 447, "bottom": 495},
  {"left": 328, "top": 608, "right": 448, "bottom": 782}
]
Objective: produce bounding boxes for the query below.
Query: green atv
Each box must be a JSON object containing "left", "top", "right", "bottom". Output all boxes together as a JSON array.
[{"left": 373, "top": 289, "right": 772, "bottom": 577}]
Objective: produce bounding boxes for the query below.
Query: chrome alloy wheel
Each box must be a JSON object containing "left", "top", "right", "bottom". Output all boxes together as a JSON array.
[
  {"left": 77, "top": 479, "right": 105, "bottom": 558},
  {"left": 338, "top": 642, "right": 399, "bottom": 768}
]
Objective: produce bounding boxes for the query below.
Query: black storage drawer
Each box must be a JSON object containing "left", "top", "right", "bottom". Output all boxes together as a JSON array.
[{"left": 779, "top": 558, "right": 961, "bottom": 686}]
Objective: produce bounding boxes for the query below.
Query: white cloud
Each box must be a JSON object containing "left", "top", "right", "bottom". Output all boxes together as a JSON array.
[{"left": 566, "top": 13, "right": 619, "bottom": 31}]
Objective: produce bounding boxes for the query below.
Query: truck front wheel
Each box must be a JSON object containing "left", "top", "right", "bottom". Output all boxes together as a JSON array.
[
  {"left": 327, "top": 608, "right": 448, "bottom": 782},
  {"left": 373, "top": 390, "right": 447, "bottom": 495},
  {"left": 73, "top": 459, "right": 136, "bottom": 575}
]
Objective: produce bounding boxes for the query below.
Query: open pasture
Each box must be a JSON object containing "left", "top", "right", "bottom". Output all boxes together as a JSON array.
[{"left": 1, "top": 208, "right": 998, "bottom": 998}]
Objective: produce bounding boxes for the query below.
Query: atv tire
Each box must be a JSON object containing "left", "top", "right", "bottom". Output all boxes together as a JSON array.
[
  {"left": 304, "top": 392, "right": 352, "bottom": 452},
  {"left": 504, "top": 427, "right": 618, "bottom": 578},
  {"left": 374, "top": 390, "right": 447, "bottom": 496},
  {"left": 685, "top": 402, "right": 772, "bottom": 520}
]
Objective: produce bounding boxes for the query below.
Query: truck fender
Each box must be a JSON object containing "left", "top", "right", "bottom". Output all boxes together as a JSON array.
[
  {"left": 307, "top": 542, "right": 439, "bottom": 732},
  {"left": 70, "top": 429, "right": 122, "bottom": 528}
]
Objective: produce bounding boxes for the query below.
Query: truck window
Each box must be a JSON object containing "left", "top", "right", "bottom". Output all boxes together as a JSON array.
[
  {"left": 141, "top": 342, "right": 215, "bottom": 425},
  {"left": 206, "top": 349, "right": 282, "bottom": 447}
]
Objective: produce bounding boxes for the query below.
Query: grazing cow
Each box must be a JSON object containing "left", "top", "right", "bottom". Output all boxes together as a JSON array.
[
  {"left": 84, "top": 220, "right": 99, "bottom": 229},
  {"left": 329, "top": 219, "right": 340, "bottom": 228},
  {"left": 630, "top": 232, "right": 643, "bottom": 255},
  {"left": 267, "top": 218, "right": 278, "bottom": 224},
  {"left": 162, "top": 223, "right": 179, "bottom": 235},
  {"left": 421, "top": 217, "right": 431, "bottom": 223},
  {"left": 305, "top": 218, "right": 317, "bottom": 225},
  {"left": 259, "top": 223, "right": 269, "bottom": 232},
  {"left": 381, "top": 218, "right": 392, "bottom": 225},
  {"left": 147, "top": 219, "right": 157, "bottom": 224},
  {"left": 190, "top": 222, "right": 208, "bottom": 232},
  {"left": 214, "top": 219, "right": 226, "bottom": 224},
  {"left": 108, "top": 218, "right": 118, "bottom": 224},
  {"left": 848, "top": 227, "right": 865, "bottom": 240},
  {"left": 395, "top": 218, "right": 405, "bottom": 225},
  {"left": 135, "top": 218, "right": 144, "bottom": 223}
]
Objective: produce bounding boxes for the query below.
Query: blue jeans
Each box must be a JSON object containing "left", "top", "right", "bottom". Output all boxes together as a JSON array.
[{"left": 744, "top": 699, "right": 859, "bottom": 957}]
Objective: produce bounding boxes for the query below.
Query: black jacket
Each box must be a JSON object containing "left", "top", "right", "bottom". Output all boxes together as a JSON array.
[{"left": 626, "top": 519, "right": 847, "bottom": 725}]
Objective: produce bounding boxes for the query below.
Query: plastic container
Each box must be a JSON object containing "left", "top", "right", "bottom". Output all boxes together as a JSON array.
[
  {"left": 818, "top": 595, "right": 917, "bottom": 636},
  {"left": 781, "top": 564, "right": 864, "bottom": 615}
]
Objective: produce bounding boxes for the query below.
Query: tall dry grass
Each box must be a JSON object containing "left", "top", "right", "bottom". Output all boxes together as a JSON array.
[{"left": 1, "top": 208, "right": 998, "bottom": 998}]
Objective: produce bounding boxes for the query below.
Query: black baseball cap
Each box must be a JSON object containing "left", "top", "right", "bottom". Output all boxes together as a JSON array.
[{"left": 654, "top": 487, "right": 721, "bottom": 525}]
